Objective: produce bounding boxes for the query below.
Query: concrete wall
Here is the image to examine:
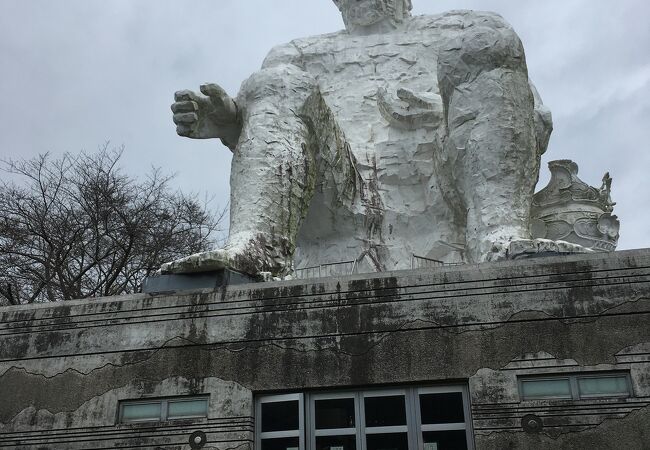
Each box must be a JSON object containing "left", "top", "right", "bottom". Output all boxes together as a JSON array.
[{"left": 1, "top": 249, "right": 649, "bottom": 449}]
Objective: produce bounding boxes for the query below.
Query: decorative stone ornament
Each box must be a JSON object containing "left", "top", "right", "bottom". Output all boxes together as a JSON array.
[
  {"left": 532, "top": 160, "right": 620, "bottom": 252},
  {"left": 189, "top": 430, "right": 207, "bottom": 449},
  {"left": 522, "top": 414, "right": 544, "bottom": 434}
]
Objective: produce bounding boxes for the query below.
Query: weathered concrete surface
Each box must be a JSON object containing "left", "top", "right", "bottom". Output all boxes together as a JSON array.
[{"left": 1, "top": 249, "right": 649, "bottom": 449}]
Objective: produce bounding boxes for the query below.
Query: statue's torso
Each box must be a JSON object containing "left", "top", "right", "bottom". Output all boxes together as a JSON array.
[
  {"left": 274, "top": 13, "right": 492, "bottom": 271},
  {"left": 299, "top": 25, "right": 440, "bottom": 130}
]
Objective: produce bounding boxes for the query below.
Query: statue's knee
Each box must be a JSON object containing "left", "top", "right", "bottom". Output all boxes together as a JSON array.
[
  {"left": 240, "top": 64, "right": 316, "bottom": 101},
  {"left": 438, "top": 20, "right": 526, "bottom": 102}
]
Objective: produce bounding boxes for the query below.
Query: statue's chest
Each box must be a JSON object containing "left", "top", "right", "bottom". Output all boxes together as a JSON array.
[
  {"left": 295, "top": 32, "right": 444, "bottom": 184},
  {"left": 299, "top": 34, "right": 441, "bottom": 101}
]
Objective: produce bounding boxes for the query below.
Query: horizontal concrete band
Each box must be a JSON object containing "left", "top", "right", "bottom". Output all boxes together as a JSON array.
[{"left": 1, "top": 250, "right": 649, "bottom": 362}]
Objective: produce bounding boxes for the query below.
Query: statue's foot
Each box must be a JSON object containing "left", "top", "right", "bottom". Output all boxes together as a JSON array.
[
  {"left": 483, "top": 238, "right": 594, "bottom": 262},
  {"left": 159, "top": 235, "right": 290, "bottom": 278},
  {"left": 160, "top": 248, "right": 238, "bottom": 275},
  {"left": 508, "top": 238, "right": 594, "bottom": 260}
]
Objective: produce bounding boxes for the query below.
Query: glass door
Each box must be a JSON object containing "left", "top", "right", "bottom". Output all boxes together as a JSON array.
[
  {"left": 257, "top": 394, "right": 304, "bottom": 450},
  {"left": 361, "top": 390, "right": 412, "bottom": 450},
  {"left": 310, "top": 392, "right": 360, "bottom": 450},
  {"left": 415, "top": 387, "right": 471, "bottom": 450}
]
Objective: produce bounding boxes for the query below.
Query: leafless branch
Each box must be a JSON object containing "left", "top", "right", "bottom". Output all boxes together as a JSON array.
[{"left": 0, "top": 146, "right": 226, "bottom": 304}]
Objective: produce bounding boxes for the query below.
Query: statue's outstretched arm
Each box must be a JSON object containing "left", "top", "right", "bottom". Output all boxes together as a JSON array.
[
  {"left": 172, "top": 83, "right": 242, "bottom": 151},
  {"left": 163, "top": 42, "right": 318, "bottom": 277},
  {"left": 170, "top": 42, "right": 304, "bottom": 152}
]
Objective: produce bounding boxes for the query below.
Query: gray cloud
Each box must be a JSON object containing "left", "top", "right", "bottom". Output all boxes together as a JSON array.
[{"left": 0, "top": 0, "right": 648, "bottom": 250}]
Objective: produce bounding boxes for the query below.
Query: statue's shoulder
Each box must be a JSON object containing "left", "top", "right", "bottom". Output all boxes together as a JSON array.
[
  {"left": 406, "top": 10, "right": 515, "bottom": 34},
  {"left": 262, "top": 42, "right": 302, "bottom": 69},
  {"left": 262, "top": 31, "right": 346, "bottom": 70}
]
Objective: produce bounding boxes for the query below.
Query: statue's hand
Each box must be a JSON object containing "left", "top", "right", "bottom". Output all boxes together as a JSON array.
[
  {"left": 172, "top": 83, "right": 241, "bottom": 148},
  {"left": 377, "top": 87, "right": 444, "bottom": 130}
]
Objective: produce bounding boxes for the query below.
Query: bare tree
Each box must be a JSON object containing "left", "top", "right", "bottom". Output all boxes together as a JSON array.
[{"left": 0, "top": 144, "right": 225, "bottom": 304}]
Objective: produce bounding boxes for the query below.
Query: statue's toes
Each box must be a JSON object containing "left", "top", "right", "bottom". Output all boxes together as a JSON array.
[
  {"left": 485, "top": 244, "right": 508, "bottom": 262},
  {"left": 161, "top": 250, "right": 234, "bottom": 274},
  {"left": 159, "top": 262, "right": 172, "bottom": 274},
  {"left": 195, "top": 250, "right": 231, "bottom": 270},
  {"left": 159, "top": 257, "right": 190, "bottom": 274},
  {"left": 507, "top": 239, "right": 593, "bottom": 260}
]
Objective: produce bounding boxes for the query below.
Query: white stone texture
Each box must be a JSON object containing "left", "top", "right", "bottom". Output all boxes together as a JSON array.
[{"left": 162, "top": 3, "right": 599, "bottom": 277}]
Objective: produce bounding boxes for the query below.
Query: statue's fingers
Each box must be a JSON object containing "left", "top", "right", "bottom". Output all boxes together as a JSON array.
[
  {"left": 173, "top": 112, "right": 198, "bottom": 125},
  {"left": 397, "top": 88, "right": 441, "bottom": 110},
  {"left": 396, "top": 87, "right": 415, "bottom": 103},
  {"left": 377, "top": 89, "right": 396, "bottom": 117},
  {"left": 378, "top": 93, "right": 435, "bottom": 130},
  {"left": 411, "top": 110, "right": 440, "bottom": 127},
  {"left": 174, "top": 90, "right": 200, "bottom": 102},
  {"left": 200, "top": 83, "right": 227, "bottom": 99},
  {"left": 171, "top": 101, "right": 199, "bottom": 114},
  {"left": 397, "top": 88, "right": 431, "bottom": 109},
  {"left": 176, "top": 124, "right": 192, "bottom": 137}
]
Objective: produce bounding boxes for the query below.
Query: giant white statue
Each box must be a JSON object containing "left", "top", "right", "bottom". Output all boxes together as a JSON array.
[{"left": 162, "top": 0, "right": 617, "bottom": 278}]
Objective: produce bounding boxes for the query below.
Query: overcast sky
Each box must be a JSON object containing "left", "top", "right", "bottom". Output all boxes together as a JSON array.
[{"left": 0, "top": 0, "right": 648, "bottom": 250}]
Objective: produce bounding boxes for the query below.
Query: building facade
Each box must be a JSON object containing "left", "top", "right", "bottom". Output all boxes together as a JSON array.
[{"left": 1, "top": 250, "right": 649, "bottom": 449}]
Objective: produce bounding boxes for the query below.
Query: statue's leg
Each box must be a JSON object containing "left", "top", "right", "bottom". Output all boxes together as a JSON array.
[
  {"left": 437, "top": 20, "right": 541, "bottom": 263},
  {"left": 163, "top": 65, "right": 318, "bottom": 276}
]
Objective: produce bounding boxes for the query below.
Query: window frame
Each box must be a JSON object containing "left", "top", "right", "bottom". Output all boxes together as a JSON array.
[
  {"left": 575, "top": 373, "right": 633, "bottom": 399},
  {"left": 361, "top": 387, "right": 411, "bottom": 436},
  {"left": 256, "top": 393, "right": 305, "bottom": 450},
  {"left": 415, "top": 386, "right": 473, "bottom": 450},
  {"left": 518, "top": 376, "right": 573, "bottom": 401},
  {"left": 309, "top": 391, "right": 359, "bottom": 449},
  {"left": 256, "top": 385, "right": 474, "bottom": 450},
  {"left": 118, "top": 395, "right": 209, "bottom": 424},
  {"left": 518, "top": 372, "right": 633, "bottom": 401}
]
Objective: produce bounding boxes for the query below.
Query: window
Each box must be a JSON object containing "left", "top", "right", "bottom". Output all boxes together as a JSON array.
[
  {"left": 256, "top": 386, "right": 473, "bottom": 450},
  {"left": 312, "top": 392, "right": 357, "bottom": 450},
  {"left": 119, "top": 396, "right": 209, "bottom": 423},
  {"left": 520, "top": 377, "right": 572, "bottom": 400},
  {"left": 577, "top": 375, "right": 630, "bottom": 398},
  {"left": 519, "top": 373, "right": 632, "bottom": 401},
  {"left": 418, "top": 388, "right": 469, "bottom": 450},
  {"left": 257, "top": 394, "right": 304, "bottom": 450}
]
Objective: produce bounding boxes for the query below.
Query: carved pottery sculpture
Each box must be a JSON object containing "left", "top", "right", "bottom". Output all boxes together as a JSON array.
[
  {"left": 532, "top": 160, "right": 619, "bottom": 252},
  {"left": 162, "top": 0, "right": 617, "bottom": 277}
]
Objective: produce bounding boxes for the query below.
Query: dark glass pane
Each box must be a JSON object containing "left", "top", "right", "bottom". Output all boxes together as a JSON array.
[
  {"left": 316, "top": 435, "right": 357, "bottom": 450},
  {"left": 316, "top": 398, "right": 355, "bottom": 429},
  {"left": 419, "top": 393, "right": 465, "bottom": 424},
  {"left": 261, "top": 437, "right": 300, "bottom": 450},
  {"left": 261, "top": 400, "right": 299, "bottom": 432},
  {"left": 366, "top": 433, "right": 408, "bottom": 450},
  {"left": 364, "top": 396, "right": 406, "bottom": 427},
  {"left": 422, "top": 431, "right": 467, "bottom": 450}
]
